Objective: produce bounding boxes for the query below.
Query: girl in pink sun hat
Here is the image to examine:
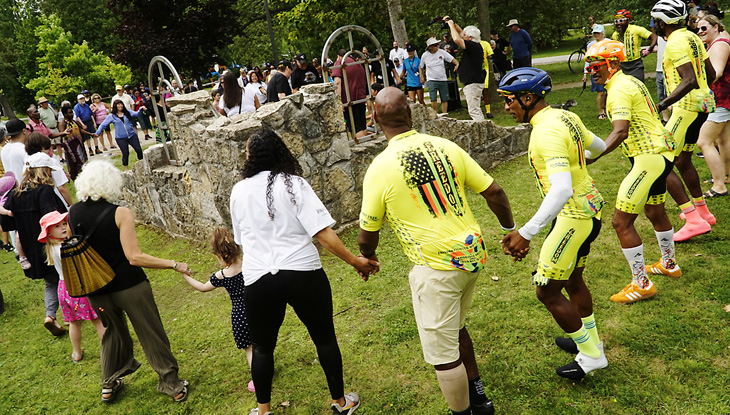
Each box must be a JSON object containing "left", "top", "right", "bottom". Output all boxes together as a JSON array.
[{"left": 39, "top": 210, "right": 105, "bottom": 362}]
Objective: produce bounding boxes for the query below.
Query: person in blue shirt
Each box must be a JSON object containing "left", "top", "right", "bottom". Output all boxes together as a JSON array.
[
  {"left": 402, "top": 44, "right": 425, "bottom": 105},
  {"left": 506, "top": 19, "right": 533, "bottom": 68},
  {"left": 95, "top": 101, "right": 145, "bottom": 169},
  {"left": 73, "top": 94, "right": 102, "bottom": 156}
]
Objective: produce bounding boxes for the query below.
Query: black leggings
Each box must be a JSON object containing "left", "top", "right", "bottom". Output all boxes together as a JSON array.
[
  {"left": 244, "top": 268, "right": 344, "bottom": 404},
  {"left": 116, "top": 133, "right": 143, "bottom": 166}
]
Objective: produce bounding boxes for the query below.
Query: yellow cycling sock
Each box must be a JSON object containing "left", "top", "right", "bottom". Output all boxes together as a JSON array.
[
  {"left": 567, "top": 326, "right": 601, "bottom": 358},
  {"left": 484, "top": 104, "right": 491, "bottom": 113},
  {"left": 679, "top": 201, "right": 694, "bottom": 213},
  {"left": 692, "top": 196, "right": 706, "bottom": 207},
  {"left": 581, "top": 314, "right": 600, "bottom": 347}
]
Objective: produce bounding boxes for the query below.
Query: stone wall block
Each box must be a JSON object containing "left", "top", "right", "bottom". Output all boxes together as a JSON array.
[
  {"left": 301, "top": 83, "right": 337, "bottom": 95},
  {"left": 321, "top": 100, "right": 346, "bottom": 135},
  {"left": 278, "top": 130, "right": 306, "bottom": 159},
  {"left": 253, "top": 100, "right": 288, "bottom": 129},
  {"left": 309, "top": 165, "right": 324, "bottom": 200},
  {"left": 298, "top": 152, "right": 316, "bottom": 179},
  {"left": 326, "top": 136, "right": 352, "bottom": 166},
  {"left": 323, "top": 164, "right": 354, "bottom": 203},
  {"left": 166, "top": 90, "right": 210, "bottom": 108},
  {"left": 469, "top": 122, "right": 488, "bottom": 149}
]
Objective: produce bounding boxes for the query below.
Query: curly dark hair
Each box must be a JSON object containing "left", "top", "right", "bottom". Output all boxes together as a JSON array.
[{"left": 241, "top": 127, "right": 303, "bottom": 220}]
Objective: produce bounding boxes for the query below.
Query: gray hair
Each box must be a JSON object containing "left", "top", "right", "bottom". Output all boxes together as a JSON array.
[{"left": 462, "top": 26, "right": 481, "bottom": 43}]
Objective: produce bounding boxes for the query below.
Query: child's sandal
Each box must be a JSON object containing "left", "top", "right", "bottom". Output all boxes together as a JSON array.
[
  {"left": 72, "top": 351, "right": 84, "bottom": 363},
  {"left": 101, "top": 378, "right": 123, "bottom": 402},
  {"left": 173, "top": 380, "right": 189, "bottom": 402}
]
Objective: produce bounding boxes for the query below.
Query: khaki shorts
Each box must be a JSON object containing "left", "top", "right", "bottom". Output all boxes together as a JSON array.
[
  {"left": 48, "top": 127, "right": 61, "bottom": 145},
  {"left": 409, "top": 265, "right": 478, "bottom": 365}
]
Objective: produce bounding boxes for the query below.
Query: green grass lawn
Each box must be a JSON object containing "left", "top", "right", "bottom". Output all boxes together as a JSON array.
[{"left": 2, "top": 76, "right": 730, "bottom": 414}]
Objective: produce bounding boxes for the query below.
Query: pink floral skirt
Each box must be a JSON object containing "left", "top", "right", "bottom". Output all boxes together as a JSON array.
[{"left": 57, "top": 280, "right": 99, "bottom": 322}]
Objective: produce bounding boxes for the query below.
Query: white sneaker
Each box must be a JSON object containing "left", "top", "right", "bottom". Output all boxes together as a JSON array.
[
  {"left": 556, "top": 350, "right": 607, "bottom": 380},
  {"left": 332, "top": 392, "right": 360, "bottom": 415}
]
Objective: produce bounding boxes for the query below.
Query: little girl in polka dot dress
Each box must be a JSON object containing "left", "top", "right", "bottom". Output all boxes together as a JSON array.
[{"left": 181, "top": 227, "right": 254, "bottom": 392}]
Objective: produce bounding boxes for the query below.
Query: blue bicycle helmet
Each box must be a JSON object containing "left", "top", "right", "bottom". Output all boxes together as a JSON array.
[
  {"left": 498, "top": 67, "right": 552, "bottom": 122},
  {"left": 497, "top": 67, "right": 552, "bottom": 97}
]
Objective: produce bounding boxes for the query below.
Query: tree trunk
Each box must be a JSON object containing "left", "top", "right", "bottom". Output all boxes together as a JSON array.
[
  {"left": 477, "top": 0, "right": 501, "bottom": 112},
  {"left": 386, "top": 0, "right": 408, "bottom": 46},
  {"left": 0, "top": 93, "right": 16, "bottom": 119}
]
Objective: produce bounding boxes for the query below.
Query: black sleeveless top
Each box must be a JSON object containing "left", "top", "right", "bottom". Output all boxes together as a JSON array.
[{"left": 68, "top": 199, "right": 147, "bottom": 296}]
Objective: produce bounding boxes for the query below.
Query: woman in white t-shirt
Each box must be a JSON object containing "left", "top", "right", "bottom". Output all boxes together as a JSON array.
[
  {"left": 230, "top": 128, "right": 375, "bottom": 415},
  {"left": 218, "top": 71, "right": 245, "bottom": 117},
  {"left": 243, "top": 72, "right": 267, "bottom": 112}
]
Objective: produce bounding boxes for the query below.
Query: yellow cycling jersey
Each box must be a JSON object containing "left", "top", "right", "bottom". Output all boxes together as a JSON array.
[
  {"left": 480, "top": 40, "right": 494, "bottom": 71},
  {"left": 663, "top": 28, "right": 716, "bottom": 113},
  {"left": 605, "top": 70, "right": 676, "bottom": 157},
  {"left": 611, "top": 24, "right": 652, "bottom": 62},
  {"left": 360, "top": 130, "right": 494, "bottom": 272},
  {"left": 528, "top": 107, "right": 604, "bottom": 219}
]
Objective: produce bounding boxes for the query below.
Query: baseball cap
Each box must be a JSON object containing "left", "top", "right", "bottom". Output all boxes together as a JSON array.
[
  {"left": 77, "top": 94, "right": 85, "bottom": 100},
  {"left": 37, "top": 211, "right": 69, "bottom": 243},
  {"left": 37, "top": 96, "right": 49, "bottom": 104},
  {"left": 592, "top": 24, "right": 605, "bottom": 33},
  {"left": 296, "top": 53, "right": 307, "bottom": 62},
  {"left": 5, "top": 118, "right": 26, "bottom": 137},
  {"left": 406, "top": 44, "right": 416, "bottom": 52},
  {"left": 82, "top": 90, "right": 89, "bottom": 94},
  {"left": 115, "top": 85, "right": 123, "bottom": 91},
  {"left": 26, "top": 152, "right": 63, "bottom": 171}
]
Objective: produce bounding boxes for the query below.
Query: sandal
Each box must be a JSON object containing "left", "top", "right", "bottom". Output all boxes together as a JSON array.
[
  {"left": 598, "top": 113, "right": 607, "bottom": 120},
  {"left": 43, "top": 316, "right": 67, "bottom": 336},
  {"left": 173, "top": 380, "right": 189, "bottom": 402},
  {"left": 71, "top": 350, "right": 84, "bottom": 363},
  {"left": 101, "top": 378, "right": 124, "bottom": 402},
  {"left": 704, "top": 189, "right": 728, "bottom": 198},
  {"left": 18, "top": 256, "right": 31, "bottom": 270}
]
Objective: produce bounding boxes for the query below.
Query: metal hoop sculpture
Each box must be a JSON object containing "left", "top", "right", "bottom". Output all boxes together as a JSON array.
[
  {"left": 147, "top": 56, "right": 183, "bottom": 165},
  {"left": 321, "top": 25, "right": 388, "bottom": 143}
]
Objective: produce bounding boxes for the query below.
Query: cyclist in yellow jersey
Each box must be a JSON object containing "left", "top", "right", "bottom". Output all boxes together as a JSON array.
[
  {"left": 612, "top": 9, "right": 658, "bottom": 82},
  {"left": 359, "top": 87, "right": 514, "bottom": 415},
  {"left": 585, "top": 40, "right": 681, "bottom": 305},
  {"left": 498, "top": 68, "right": 608, "bottom": 380},
  {"left": 480, "top": 39, "right": 495, "bottom": 119},
  {"left": 652, "top": 0, "right": 717, "bottom": 242}
]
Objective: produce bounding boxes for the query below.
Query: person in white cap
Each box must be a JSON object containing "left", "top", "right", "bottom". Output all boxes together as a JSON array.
[
  {"left": 506, "top": 19, "right": 533, "bottom": 68},
  {"left": 4, "top": 151, "right": 68, "bottom": 337},
  {"left": 420, "top": 37, "right": 459, "bottom": 114}
]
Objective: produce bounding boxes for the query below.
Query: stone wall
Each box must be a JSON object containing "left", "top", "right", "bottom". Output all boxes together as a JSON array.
[{"left": 121, "top": 84, "right": 531, "bottom": 240}]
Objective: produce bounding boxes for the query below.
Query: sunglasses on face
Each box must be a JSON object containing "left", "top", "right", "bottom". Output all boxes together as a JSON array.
[
  {"left": 614, "top": 18, "right": 628, "bottom": 24},
  {"left": 586, "top": 60, "right": 609, "bottom": 73},
  {"left": 502, "top": 94, "right": 522, "bottom": 104},
  {"left": 698, "top": 25, "right": 710, "bottom": 32}
]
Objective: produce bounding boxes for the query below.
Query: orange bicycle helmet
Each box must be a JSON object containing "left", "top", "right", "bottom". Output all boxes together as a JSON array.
[
  {"left": 585, "top": 40, "right": 626, "bottom": 62},
  {"left": 615, "top": 9, "right": 632, "bottom": 20}
]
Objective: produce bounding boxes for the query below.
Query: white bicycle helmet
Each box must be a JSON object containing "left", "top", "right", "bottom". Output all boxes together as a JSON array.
[{"left": 651, "top": 0, "right": 687, "bottom": 24}]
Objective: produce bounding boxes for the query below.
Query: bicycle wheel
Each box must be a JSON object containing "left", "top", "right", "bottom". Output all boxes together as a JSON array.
[{"left": 568, "top": 50, "right": 585, "bottom": 73}]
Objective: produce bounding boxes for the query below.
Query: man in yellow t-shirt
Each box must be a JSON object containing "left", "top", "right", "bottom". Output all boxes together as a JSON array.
[
  {"left": 498, "top": 68, "right": 608, "bottom": 380},
  {"left": 585, "top": 39, "right": 680, "bottom": 305},
  {"left": 611, "top": 9, "right": 657, "bottom": 81},
  {"left": 359, "top": 88, "right": 514, "bottom": 415},
  {"left": 652, "top": 0, "right": 716, "bottom": 242},
  {"left": 480, "top": 39, "right": 495, "bottom": 119}
]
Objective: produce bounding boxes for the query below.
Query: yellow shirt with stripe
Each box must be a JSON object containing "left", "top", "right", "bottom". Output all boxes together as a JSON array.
[
  {"left": 611, "top": 24, "right": 652, "bottom": 62},
  {"left": 605, "top": 70, "right": 676, "bottom": 158},
  {"left": 528, "top": 107, "right": 604, "bottom": 219},
  {"left": 360, "top": 130, "right": 494, "bottom": 272},
  {"left": 663, "top": 28, "right": 716, "bottom": 113},
  {"left": 480, "top": 40, "right": 494, "bottom": 71}
]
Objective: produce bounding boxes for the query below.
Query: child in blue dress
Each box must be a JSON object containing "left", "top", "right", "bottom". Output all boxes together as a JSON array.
[{"left": 181, "top": 227, "right": 254, "bottom": 391}]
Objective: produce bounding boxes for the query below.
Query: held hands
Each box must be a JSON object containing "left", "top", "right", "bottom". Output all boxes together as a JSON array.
[
  {"left": 641, "top": 48, "right": 650, "bottom": 58},
  {"left": 354, "top": 253, "right": 380, "bottom": 281},
  {"left": 173, "top": 261, "right": 192, "bottom": 276},
  {"left": 500, "top": 230, "right": 530, "bottom": 262}
]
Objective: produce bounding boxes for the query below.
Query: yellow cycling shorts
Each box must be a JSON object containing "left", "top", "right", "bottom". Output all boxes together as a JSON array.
[
  {"left": 615, "top": 153, "right": 674, "bottom": 214},
  {"left": 666, "top": 108, "right": 709, "bottom": 156},
  {"left": 533, "top": 216, "right": 602, "bottom": 286}
]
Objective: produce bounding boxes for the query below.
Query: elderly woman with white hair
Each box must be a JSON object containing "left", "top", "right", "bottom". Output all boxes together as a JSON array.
[
  {"left": 69, "top": 160, "right": 191, "bottom": 403},
  {"left": 444, "top": 16, "right": 487, "bottom": 121}
]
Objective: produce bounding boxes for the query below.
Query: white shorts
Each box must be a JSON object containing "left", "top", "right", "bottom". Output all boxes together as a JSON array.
[
  {"left": 409, "top": 265, "right": 478, "bottom": 365},
  {"left": 707, "top": 106, "right": 730, "bottom": 123}
]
